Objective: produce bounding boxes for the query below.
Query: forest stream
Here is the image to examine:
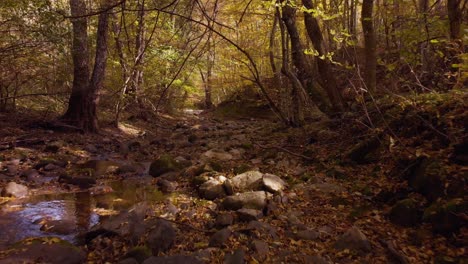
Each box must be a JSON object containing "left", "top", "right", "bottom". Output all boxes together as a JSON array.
[{"left": 0, "top": 106, "right": 466, "bottom": 263}]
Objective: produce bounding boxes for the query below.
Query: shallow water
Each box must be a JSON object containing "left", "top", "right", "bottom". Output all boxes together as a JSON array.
[{"left": 0, "top": 178, "right": 163, "bottom": 248}]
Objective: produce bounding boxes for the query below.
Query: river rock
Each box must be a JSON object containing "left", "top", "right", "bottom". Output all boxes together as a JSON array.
[
  {"left": 334, "top": 226, "right": 371, "bottom": 253},
  {"left": 1, "top": 182, "right": 28, "bottom": 198},
  {"left": 222, "top": 191, "right": 267, "bottom": 210},
  {"left": 295, "top": 229, "right": 320, "bottom": 241},
  {"left": 149, "top": 155, "right": 181, "bottom": 177},
  {"left": 59, "top": 175, "right": 96, "bottom": 188},
  {"left": 237, "top": 208, "right": 263, "bottom": 221},
  {"left": 389, "top": 198, "right": 422, "bottom": 227},
  {"left": 147, "top": 219, "right": 176, "bottom": 254},
  {"left": 199, "top": 176, "right": 227, "bottom": 200},
  {"left": 262, "top": 173, "right": 287, "bottom": 193},
  {"left": 123, "top": 246, "right": 152, "bottom": 263},
  {"left": 247, "top": 221, "right": 278, "bottom": 239},
  {"left": 215, "top": 213, "right": 234, "bottom": 228},
  {"left": 143, "top": 255, "right": 202, "bottom": 264},
  {"left": 224, "top": 249, "right": 245, "bottom": 264},
  {"left": 157, "top": 179, "right": 178, "bottom": 193},
  {"left": 209, "top": 228, "right": 231, "bottom": 247},
  {"left": 40, "top": 220, "right": 76, "bottom": 235},
  {"left": 201, "top": 149, "right": 233, "bottom": 161},
  {"left": 252, "top": 240, "right": 269, "bottom": 261},
  {"left": 230, "top": 171, "right": 263, "bottom": 192},
  {"left": 5, "top": 165, "right": 18, "bottom": 175}
]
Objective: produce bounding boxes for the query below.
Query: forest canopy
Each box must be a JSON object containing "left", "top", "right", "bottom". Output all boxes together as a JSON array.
[{"left": 0, "top": 0, "right": 465, "bottom": 130}]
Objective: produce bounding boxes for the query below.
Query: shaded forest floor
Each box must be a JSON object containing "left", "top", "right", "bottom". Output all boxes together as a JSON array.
[{"left": 0, "top": 90, "right": 466, "bottom": 263}]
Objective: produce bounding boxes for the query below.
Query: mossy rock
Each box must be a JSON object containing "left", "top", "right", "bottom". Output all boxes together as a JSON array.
[
  {"left": 345, "top": 136, "right": 381, "bottom": 164},
  {"left": 423, "top": 198, "right": 467, "bottom": 234},
  {"left": 389, "top": 198, "right": 422, "bottom": 227},
  {"left": 123, "top": 246, "right": 152, "bottom": 263},
  {"left": 408, "top": 158, "right": 446, "bottom": 201},
  {"left": 149, "top": 155, "right": 181, "bottom": 177}
]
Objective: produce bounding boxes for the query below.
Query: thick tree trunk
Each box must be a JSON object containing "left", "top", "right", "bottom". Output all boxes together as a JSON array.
[
  {"left": 302, "top": 0, "right": 344, "bottom": 112},
  {"left": 62, "top": 0, "right": 110, "bottom": 133},
  {"left": 62, "top": 0, "right": 91, "bottom": 130},
  {"left": 361, "top": 0, "right": 377, "bottom": 93}
]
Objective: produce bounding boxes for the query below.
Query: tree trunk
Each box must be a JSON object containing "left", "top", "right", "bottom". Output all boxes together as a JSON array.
[
  {"left": 361, "top": 0, "right": 377, "bottom": 93},
  {"left": 447, "top": 0, "right": 462, "bottom": 40},
  {"left": 87, "top": 10, "right": 110, "bottom": 131},
  {"left": 129, "top": 0, "right": 146, "bottom": 99},
  {"left": 302, "top": 0, "right": 344, "bottom": 112},
  {"left": 281, "top": 1, "right": 311, "bottom": 91},
  {"left": 279, "top": 3, "right": 307, "bottom": 126},
  {"left": 204, "top": 37, "right": 214, "bottom": 109},
  {"left": 62, "top": 0, "right": 110, "bottom": 133},
  {"left": 62, "top": 0, "right": 91, "bottom": 130}
]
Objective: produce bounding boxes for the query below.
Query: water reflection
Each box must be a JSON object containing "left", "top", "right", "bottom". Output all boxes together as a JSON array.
[{"left": 0, "top": 178, "right": 164, "bottom": 249}]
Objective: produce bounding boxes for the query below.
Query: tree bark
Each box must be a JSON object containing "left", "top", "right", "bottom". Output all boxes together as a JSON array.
[
  {"left": 62, "top": 0, "right": 91, "bottom": 130},
  {"left": 447, "top": 0, "right": 462, "bottom": 40},
  {"left": 302, "top": 0, "right": 344, "bottom": 112},
  {"left": 62, "top": 0, "right": 110, "bottom": 133},
  {"left": 361, "top": 0, "right": 377, "bottom": 93},
  {"left": 281, "top": 1, "right": 311, "bottom": 91},
  {"left": 129, "top": 0, "right": 146, "bottom": 99}
]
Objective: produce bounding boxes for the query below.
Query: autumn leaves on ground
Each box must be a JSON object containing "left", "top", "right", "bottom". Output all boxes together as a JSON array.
[
  {"left": 0, "top": 89, "right": 467, "bottom": 264},
  {"left": 1, "top": 0, "right": 467, "bottom": 263}
]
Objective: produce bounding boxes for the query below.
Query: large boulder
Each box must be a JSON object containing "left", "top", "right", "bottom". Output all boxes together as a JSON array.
[
  {"left": 230, "top": 171, "right": 263, "bottom": 192},
  {"left": 147, "top": 219, "right": 176, "bottom": 254},
  {"left": 149, "top": 155, "right": 182, "bottom": 177},
  {"left": 262, "top": 173, "right": 287, "bottom": 193},
  {"left": 222, "top": 191, "right": 267, "bottom": 210},
  {"left": 334, "top": 226, "right": 372, "bottom": 254},
  {"left": 423, "top": 198, "right": 467, "bottom": 234},
  {"left": 1, "top": 182, "right": 28, "bottom": 198},
  {"left": 237, "top": 208, "right": 263, "bottom": 222},
  {"left": 389, "top": 198, "right": 422, "bottom": 227},
  {"left": 199, "top": 176, "right": 227, "bottom": 200}
]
